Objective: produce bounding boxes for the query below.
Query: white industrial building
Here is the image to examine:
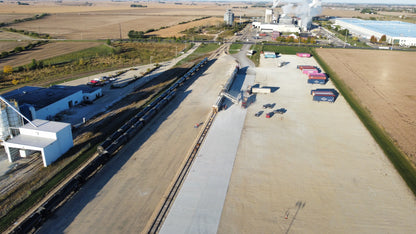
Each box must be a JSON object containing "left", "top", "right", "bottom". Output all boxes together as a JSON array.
[
  {"left": 252, "top": 9, "right": 300, "bottom": 34},
  {"left": 224, "top": 9, "right": 234, "bottom": 26},
  {"left": 3, "top": 119, "right": 73, "bottom": 167},
  {"left": 2, "top": 85, "right": 101, "bottom": 123},
  {"left": 335, "top": 18, "right": 416, "bottom": 47},
  {"left": 255, "top": 23, "right": 300, "bottom": 33}
]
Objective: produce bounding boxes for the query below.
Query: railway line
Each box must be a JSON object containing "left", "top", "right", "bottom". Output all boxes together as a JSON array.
[
  {"left": 147, "top": 44, "right": 238, "bottom": 233},
  {"left": 148, "top": 110, "right": 217, "bottom": 234},
  {"left": 7, "top": 58, "right": 209, "bottom": 234}
]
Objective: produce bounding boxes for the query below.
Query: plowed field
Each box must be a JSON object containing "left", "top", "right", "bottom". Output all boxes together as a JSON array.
[
  {"left": 0, "top": 41, "right": 103, "bottom": 68},
  {"left": 316, "top": 48, "right": 416, "bottom": 163}
]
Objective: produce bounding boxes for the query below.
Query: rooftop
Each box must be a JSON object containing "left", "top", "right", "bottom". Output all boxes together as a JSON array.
[
  {"left": 2, "top": 85, "right": 100, "bottom": 110},
  {"left": 337, "top": 18, "right": 416, "bottom": 38},
  {"left": 22, "top": 119, "right": 70, "bottom": 133}
]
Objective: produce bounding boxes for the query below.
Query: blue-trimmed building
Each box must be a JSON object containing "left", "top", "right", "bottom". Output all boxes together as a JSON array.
[{"left": 334, "top": 18, "right": 416, "bottom": 47}]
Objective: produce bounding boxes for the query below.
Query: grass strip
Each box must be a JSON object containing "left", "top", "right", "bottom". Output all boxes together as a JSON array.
[
  {"left": 229, "top": 43, "right": 243, "bottom": 54},
  {"left": 312, "top": 48, "right": 416, "bottom": 197},
  {"left": 176, "top": 43, "right": 219, "bottom": 66}
]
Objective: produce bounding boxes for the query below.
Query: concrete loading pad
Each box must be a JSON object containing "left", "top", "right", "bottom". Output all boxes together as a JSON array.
[
  {"left": 217, "top": 55, "right": 416, "bottom": 233},
  {"left": 36, "top": 55, "right": 238, "bottom": 233}
]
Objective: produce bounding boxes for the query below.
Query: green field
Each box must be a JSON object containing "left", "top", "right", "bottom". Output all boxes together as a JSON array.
[{"left": 229, "top": 43, "right": 243, "bottom": 54}]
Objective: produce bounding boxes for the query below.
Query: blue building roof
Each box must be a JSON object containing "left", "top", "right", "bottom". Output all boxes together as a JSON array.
[
  {"left": 2, "top": 85, "right": 100, "bottom": 110},
  {"left": 337, "top": 18, "right": 416, "bottom": 38}
]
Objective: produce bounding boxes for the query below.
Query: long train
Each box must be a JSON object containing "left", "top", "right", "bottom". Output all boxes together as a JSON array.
[{"left": 10, "top": 57, "right": 208, "bottom": 234}]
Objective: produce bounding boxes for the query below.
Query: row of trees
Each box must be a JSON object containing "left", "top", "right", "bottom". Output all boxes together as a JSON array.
[
  {"left": 6, "top": 27, "right": 50, "bottom": 39},
  {"left": 275, "top": 36, "right": 317, "bottom": 44},
  {"left": 0, "top": 13, "right": 48, "bottom": 27},
  {"left": 0, "top": 41, "right": 48, "bottom": 59},
  {"left": 370, "top": 35, "right": 387, "bottom": 44}
]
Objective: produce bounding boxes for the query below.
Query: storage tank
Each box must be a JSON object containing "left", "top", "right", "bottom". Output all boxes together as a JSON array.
[
  {"left": 0, "top": 103, "right": 10, "bottom": 140},
  {"left": 7, "top": 100, "right": 23, "bottom": 136},
  {"left": 265, "top": 9, "right": 273, "bottom": 24}
]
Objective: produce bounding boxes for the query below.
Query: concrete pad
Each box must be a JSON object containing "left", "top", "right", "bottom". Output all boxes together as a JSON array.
[
  {"left": 37, "top": 55, "right": 237, "bottom": 234},
  {"left": 217, "top": 55, "right": 416, "bottom": 233},
  {"left": 160, "top": 56, "right": 256, "bottom": 234}
]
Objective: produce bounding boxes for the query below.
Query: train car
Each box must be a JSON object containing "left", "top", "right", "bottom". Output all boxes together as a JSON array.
[
  {"left": 109, "top": 129, "right": 123, "bottom": 142},
  {"left": 140, "top": 109, "right": 156, "bottom": 124}
]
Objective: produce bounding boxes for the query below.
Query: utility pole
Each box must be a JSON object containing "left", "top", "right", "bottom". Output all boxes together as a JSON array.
[{"left": 119, "top": 23, "right": 122, "bottom": 41}]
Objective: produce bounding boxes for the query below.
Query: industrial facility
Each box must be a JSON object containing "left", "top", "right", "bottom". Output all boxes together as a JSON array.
[
  {"left": 224, "top": 9, "right": 234, "bottom": 26},
  {"left": 3, "top": 119, "right": 73, "bottom": 167},
  {"left": 334, "top": 18, "right": 416, "bottom": 47},
  {"left": 252, "top": 0, "right": 322, "bottom": 33},
  {"left": 1, "top": 85, "right": 102, "bottom": 123}
]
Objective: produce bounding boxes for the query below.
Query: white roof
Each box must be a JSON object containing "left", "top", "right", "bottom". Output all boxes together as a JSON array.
[
  {"left": 22, "top": 119, "right": 70, "bottom": 133},
  {"left": 4, "top": 134, "right": 56, "bottom": 149}
]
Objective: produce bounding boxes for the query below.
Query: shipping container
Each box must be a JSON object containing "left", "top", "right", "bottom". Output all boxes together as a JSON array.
[
  {"left": 311, "top": 91, "right": 334, "bottom": 96},
  {"left": 313, "top": 95, "right": 335, "bottom": 102},
  {"left": 264, "top": 51, "right": 276, "bottom": 58},
  {"left": 297, "top": 65, "right": 315, "bottom": 70},
  {"left": 308, "top": 73, "right": 327, "bottom": 79},
  {"left": 311, "top": 89, "right": 336, "bottom": 96},
  {"left": 302, "top": 69, "right": 319, "bottom": 74},
  {"left": 296, "top": 53, "right": 311, "bottom": 58},
  {"left": 308, "top": 78, "right": 327, "bottom": 84}
]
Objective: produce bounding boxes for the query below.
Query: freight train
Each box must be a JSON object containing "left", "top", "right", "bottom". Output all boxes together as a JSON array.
[{"left": 10, "top": 57, "right": 208, "bottom": 234}]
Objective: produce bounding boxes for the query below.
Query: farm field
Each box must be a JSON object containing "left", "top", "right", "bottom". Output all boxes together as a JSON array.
[
  {"left": 316, "top": 48, "right": 416, "bottom": 163},
  {"left": 10, "top": 13, "right": 197, "bottom": 40},
  {"left": 0, "top": 41, "right": 103, "bottom": 68},
  {"left": 0, "top": 2, "right": 262, "bottom": 40},
  {"left": 0, "top": 13, "right": 35, "bottom": 23},
  {"left": 0, "top": 41, "right": 28, "bottom": 54},
  {"left": 149, "top": 17, "right": 224, "bottom": 38}
]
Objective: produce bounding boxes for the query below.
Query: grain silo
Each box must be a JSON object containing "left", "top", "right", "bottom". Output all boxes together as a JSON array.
[
  {"left": 0, "top": 99, "right": 23, "bottom": 140},
  {"left": 265, "top": 9, "right": 274, "bottom": 24}
]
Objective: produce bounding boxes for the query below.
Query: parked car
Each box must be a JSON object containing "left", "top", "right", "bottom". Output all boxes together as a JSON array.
[
  {"left": 255, "top": 111, "right": 263, "bottom": 117},
  {"left": 274, "top": 108, "right": 287, "bottom": 114},
  {"left": 263, "top": 103, "right": 276, "bottom": 109}
]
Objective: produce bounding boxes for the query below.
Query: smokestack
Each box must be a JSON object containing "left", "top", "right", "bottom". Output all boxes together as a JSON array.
[{"left": 278, "top": 0, "right": 322, "bottom": 31}]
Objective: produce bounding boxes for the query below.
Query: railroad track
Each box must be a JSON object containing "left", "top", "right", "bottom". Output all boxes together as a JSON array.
[{"left": 148, "top": 110, "right": 217, "bottom": 234}]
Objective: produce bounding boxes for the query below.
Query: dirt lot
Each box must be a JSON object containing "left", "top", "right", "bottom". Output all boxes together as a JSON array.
[
  {"left": 0, "top": 41, "right": 103, "bottom": 69},
  {"left": 217, "top": 54, "right": 416, "bottom": 233},
  {"left": 316, "top": 49, "right": 416, "bottom": 163}
]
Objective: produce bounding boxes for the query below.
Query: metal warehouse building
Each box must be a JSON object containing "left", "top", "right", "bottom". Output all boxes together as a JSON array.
[
  {"left": 2, "top": 85, "right": 102, "bottom": 121},
  {"left": 334, "top": 18, "right": 416, "bottom": 47}
]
